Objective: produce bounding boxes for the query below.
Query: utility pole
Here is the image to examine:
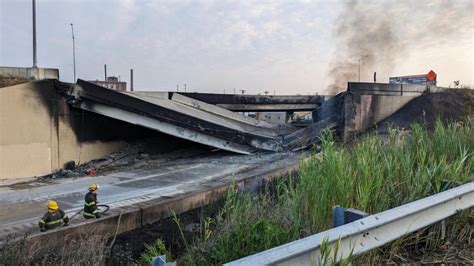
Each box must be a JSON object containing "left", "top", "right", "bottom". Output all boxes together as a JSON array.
[
  {"left": 184, "top": 83, "right": 187, "bottom": 92},
  {"left": 239, "top": 89, "right": 246, "bottom": 95},
  {"left": 70, "top": 23, "right": 76, "bottom": 81},
  {"left": 104, "top": 64, "right": 107, "bottom": 81},
  {"left": 32, "top": 0, "right": 37, "bottom": 67}
]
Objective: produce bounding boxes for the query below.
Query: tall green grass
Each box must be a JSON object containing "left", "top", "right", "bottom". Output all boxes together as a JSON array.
[
  {"left": 148, "top": 119, "right": 473, "bottom": 265},
  {"left": 284, "top": 120, "right": 472, "bottom": 235}
]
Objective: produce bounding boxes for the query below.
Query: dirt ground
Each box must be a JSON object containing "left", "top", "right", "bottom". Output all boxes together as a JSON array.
[
  {"left": 108, "top": 199, "right": 225, "bottom": 265},
  {"left": 108, "top": 210, "right": 199, "bottom": 264}
]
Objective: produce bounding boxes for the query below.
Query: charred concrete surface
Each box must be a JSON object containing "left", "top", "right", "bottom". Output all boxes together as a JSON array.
[
  {"left": 0, "top": 150, "right": 303, "bottom": 246},
  {"left": 312, "top": 82, "right": 442, "bottom": 141},
  {"left": 0, "top": 80, "right": 160, "bottom": 179},
  {"left": 68, "top": 80, "right": 328, "bottom": 154}
]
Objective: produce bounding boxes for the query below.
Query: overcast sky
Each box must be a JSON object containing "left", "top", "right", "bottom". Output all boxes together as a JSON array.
[{"left": 1, "top": 0, "right": 473, "bottom": 94}]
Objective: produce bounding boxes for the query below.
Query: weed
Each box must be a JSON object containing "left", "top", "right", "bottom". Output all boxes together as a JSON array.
[
  {"left": 138, "top": 239, "right": 173, "bottom": 265},
  {"left": 1, "top": 229, "right": 110, "bottom": 265}
]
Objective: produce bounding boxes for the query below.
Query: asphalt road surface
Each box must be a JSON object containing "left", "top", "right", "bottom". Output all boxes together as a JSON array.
[{"left": 0, "top": 151, "right": 302, "bottom": 241}]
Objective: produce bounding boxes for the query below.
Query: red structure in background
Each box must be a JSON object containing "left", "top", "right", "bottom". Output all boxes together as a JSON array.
[{"left": 89, "top": 76, "right": 127, "bottom": 91}]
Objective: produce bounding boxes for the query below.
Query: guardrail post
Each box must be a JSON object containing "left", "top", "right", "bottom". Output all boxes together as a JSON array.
[
  {"left": 332, "top": 205, "right": 345, "bottom": 227},
  {"left": 333, "top": 205, "right": 369, "bottom": 228},
  {"left": 151, "top": 255, "right": 176, "bottom": 266}
]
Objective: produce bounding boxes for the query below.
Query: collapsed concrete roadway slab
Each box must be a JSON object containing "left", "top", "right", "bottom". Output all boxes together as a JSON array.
[{"left": 66, "top": 80, "right": 331, "bottom": 155}]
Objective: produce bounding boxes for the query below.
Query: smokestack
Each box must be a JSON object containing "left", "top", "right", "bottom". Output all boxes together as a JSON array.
[
  {"left": 130, "top": 69, "right": 134, "bottom": 92},
  {"left": 104, "top": 64, "right": 107, "bottom": 81},
  {"left": 32, "top": 0, "right": 37, "bottom": 67}
]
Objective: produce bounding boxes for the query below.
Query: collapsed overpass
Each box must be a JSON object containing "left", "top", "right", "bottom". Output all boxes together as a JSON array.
[
  {"left": 65, "top": 80, "right": 434, "bottom": 155},
  {"left": 0, "top": 78, "right": 435, "bottom": 180},
  {"left": 66, "top": 80, "right": 334, "bottom": 154}
]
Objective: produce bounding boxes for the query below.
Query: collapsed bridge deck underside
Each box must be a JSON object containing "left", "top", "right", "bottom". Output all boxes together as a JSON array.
[{"left": 68, "top": 80, "right": 334, "bottom": 154}]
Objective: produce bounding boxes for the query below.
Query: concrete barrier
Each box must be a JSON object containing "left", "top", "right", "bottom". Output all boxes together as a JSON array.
[{"left": 0, "top": 66, "right": 59, "bottom": 80}]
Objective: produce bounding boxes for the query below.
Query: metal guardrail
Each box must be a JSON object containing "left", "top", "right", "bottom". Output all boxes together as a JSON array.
[{"left": 226, "top": 182, "right": 474, "bottom": 266}]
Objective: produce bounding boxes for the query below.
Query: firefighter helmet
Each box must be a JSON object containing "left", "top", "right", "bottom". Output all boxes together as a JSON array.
[
  {"left": 48, "top": 200, "right": 59, "bottom": 210},
  {"left": 88, "top": 183, "right": 99, "bottom": 191}
]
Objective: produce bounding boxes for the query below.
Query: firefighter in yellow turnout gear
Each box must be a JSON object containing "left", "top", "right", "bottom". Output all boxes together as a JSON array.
[
  {"left": 83, "top": 183, "right": 101, "bottom": 219},
  {"left": 38, "top": 200, "right": 69, "bottom": 232}
]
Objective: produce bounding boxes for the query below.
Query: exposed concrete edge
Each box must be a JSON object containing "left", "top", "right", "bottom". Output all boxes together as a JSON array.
[
  {"left": 78, "top": 101, "right": 256, "bottom": 155},
  {"left": 179, "top": 92, "right": 325, "bottom": 105},
  {"left": 72, "top": 80, "right": 283, "bottom": 151},
  {"left": 128, "top": 91, "right": 170, "bottom": 100},
  {"left": 0, "top": 66, "right": 59, "bottom": 80},
  {"left": 216, "top": 103, "right": 319, "bottom": 112},
  {"left": 9, "top": 156, "right": 306, "bottom": 248},
  {"left": 171, "top": 93, "right": 265, "bottom": 127},
  {"left": 113, "top": 89, "right": 274, "bottom": 136}
]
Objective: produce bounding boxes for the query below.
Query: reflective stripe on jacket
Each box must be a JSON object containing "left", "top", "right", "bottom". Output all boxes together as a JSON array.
[
  {"left": 39, "top": 209, "right": 69, "bottom": 230},
  {"left": 83, "top": 191, "right": 98, "bottom": 217}
]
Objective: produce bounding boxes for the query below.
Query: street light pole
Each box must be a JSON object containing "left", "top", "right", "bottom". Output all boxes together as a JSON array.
[
  {"left": 32, "top": 0, "right": 37, "bottom": 67},
  {"left": 70, "top": 23, "right": 76, "bottom": 82}
]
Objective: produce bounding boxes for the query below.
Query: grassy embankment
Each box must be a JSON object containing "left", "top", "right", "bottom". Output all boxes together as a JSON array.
[{"left": 141, "top": 119, "right": 473, "bottom": 265}]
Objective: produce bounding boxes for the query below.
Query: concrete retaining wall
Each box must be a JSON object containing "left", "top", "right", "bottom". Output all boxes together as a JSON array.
[
  {"left": 342, "top": 93, "right": 417, "bottom": 140},
  {"left": 312, "top": 83, "right": 422, "bottom": 141},
  {"left": 0, "top": 80, "right": 151, "bottom": 179},
  {"left": 344, "top": 82, "right": 428, "bottom": 138}
]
